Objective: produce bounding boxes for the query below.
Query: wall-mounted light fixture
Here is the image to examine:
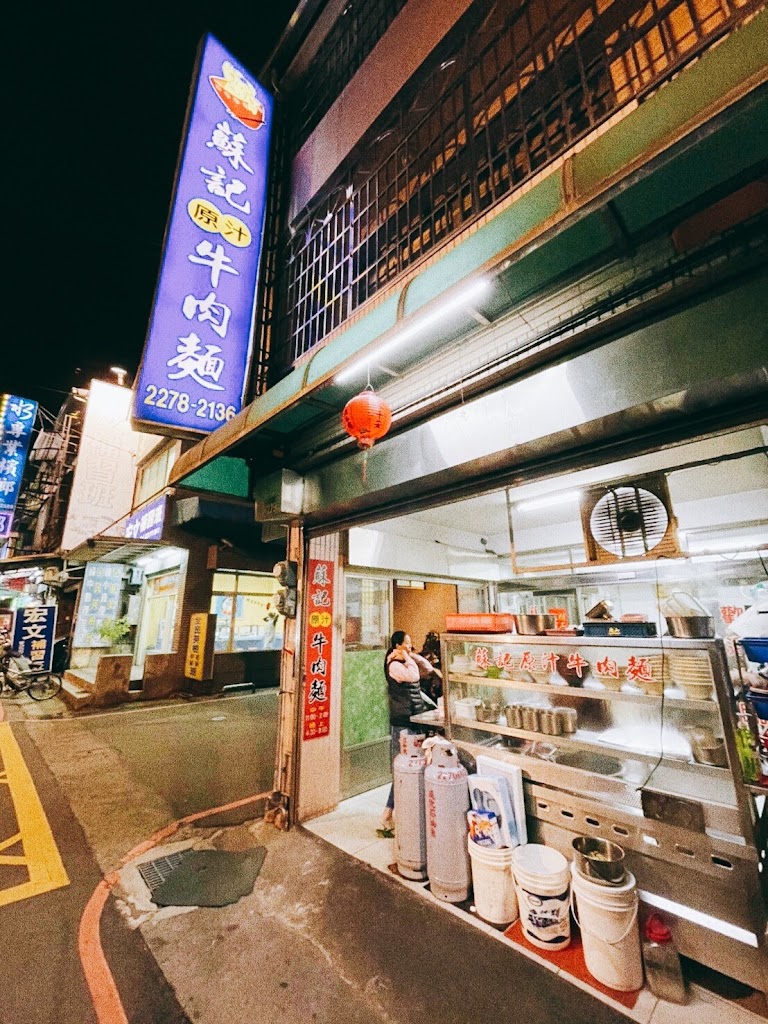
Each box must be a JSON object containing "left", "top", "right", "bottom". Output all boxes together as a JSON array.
[{"left": 515, "top": 490, "right": 582, "bottom": 512}]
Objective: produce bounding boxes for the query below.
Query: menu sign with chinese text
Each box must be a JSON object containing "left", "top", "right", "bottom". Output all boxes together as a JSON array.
[
  {"left": 303, "top": 559, "right": 334, "bottom": 741},
  {"left": 0, "top": 395, "right": 37, "bottom": 538},
  {"left": 185, "top": 612, "right": 215, "bottom": 680},
  {"left": 13, "top": 605, "right": 57, "bottom": 672},
  {"left": 133, "top": 35, "right": 273, "bottom": 436},
  {"left": 72, "top": 563, "right": 125, "bottom": 648}
]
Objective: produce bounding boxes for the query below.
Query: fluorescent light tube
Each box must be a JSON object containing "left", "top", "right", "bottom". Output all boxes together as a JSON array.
[
  {"left": 335, "top": 278, "right": 490, "bottom": 384},
  {"left": 515, "top": 490, "right": 582, "bottom": 512},
  {"left": 687, "top": 536, "right": 767, "bottom": 554}
]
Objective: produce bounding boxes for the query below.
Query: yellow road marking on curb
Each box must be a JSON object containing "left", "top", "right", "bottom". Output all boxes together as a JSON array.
[{"left": 0, "top": 722, "right": 69, "bottom": 906}]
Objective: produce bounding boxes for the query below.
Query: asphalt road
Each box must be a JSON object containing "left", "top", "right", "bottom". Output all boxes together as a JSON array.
[
  {"left": 75, "top": 690, "right": 279, "bottom": 817},
  {"left": 0, "top": 690, "right": 278, "bottom": 1024}
]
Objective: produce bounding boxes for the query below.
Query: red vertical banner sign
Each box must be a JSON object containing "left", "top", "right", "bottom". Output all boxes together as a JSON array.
[{"left": 303, "top": 558, "right": 335, "bottom": 741}]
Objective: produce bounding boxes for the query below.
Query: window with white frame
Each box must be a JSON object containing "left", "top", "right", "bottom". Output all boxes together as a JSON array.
[
  {"left": 134, "top": 443, "right": 178, "bottom": 506},
  {"left": 210, "top": 571, "right": 284, "bottom": 653}
]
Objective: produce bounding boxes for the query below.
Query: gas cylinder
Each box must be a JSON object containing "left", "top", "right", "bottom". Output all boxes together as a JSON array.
[
  {"left": 394, "top": 732, "right": 428, "bottom": 880},
  {"left": 423, "top": 739, "right": 471, "bottom": 902}
]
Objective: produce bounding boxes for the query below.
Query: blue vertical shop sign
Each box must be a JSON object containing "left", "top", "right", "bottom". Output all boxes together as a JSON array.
[
  {"left": 133, "top": 35, "right": 273, "bottom": 436},
  {"left": 12, "top": 604, "right": 57, "bottom": 672},
  {"left": 0, "top": 395, "right": 38, "bottom": 538}
]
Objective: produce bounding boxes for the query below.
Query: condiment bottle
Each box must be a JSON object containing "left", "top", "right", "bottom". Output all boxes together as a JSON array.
[{"left": 642, "top": 914, "right": 687, "bottom": 1004}]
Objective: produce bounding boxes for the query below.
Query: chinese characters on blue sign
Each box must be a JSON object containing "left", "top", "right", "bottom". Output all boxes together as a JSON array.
[
  {"left": 125, "top": 495, "right": 166, "bottom": 540},
  {"left": 12, "top": 604, "right": 57, "bottom": 672},
  {"left": 133, "top": 35, "right": 273, "bottom": 436},
  {"left": 0, "top": 395, "right": 37, "bottom": 538}
]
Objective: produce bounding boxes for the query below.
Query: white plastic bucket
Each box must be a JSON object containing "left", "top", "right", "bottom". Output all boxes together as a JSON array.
[
  {"left": 570, "top": 863, "right": 643, "bottom": 991},
  {"left": 511, "top": 844, "right": 571, "bottom": 950},
  {"left": 468, "top": 838, "right": 518, "bottom": 926}
]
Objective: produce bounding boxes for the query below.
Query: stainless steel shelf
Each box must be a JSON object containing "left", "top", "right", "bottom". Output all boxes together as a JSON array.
[
  {"left": 448, "top": 672, "right": 717, "bottom": 709},
  {"left": 451, "top": 715, "right": 730, "bottom": 771},
  {"left": 409, "top": 711, "right": 445, "bottom": 727}
]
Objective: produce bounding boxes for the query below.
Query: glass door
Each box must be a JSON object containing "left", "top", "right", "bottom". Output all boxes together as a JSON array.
[
  {"left": 133, "top": 571, "right": 179, "bottom": 675},
  {"left": 341, "top": 574, "right": 392, "bottom": 799}
]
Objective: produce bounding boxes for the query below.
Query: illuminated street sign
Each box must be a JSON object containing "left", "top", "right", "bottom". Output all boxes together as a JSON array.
[
  {"left": 0, "top": 395, "right": 37, "bottom": 539},
  {"left": 133, "top": 35, "right": 273, "bottom": 436}
]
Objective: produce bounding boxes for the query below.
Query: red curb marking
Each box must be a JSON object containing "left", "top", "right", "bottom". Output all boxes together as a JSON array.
[{"left": 78, "top": 790, "right": 272, "bottom": 1024}]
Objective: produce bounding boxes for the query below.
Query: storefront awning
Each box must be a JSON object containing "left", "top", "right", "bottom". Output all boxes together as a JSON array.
[
  {"left": 64, "top": 537, "right": 165, "bottom": 564},
  {"left": 173, "top": 495, "right": 267, "bottom": 549},
  {"left": 0, "top": 552, "right": 63, "bottom": 570}
]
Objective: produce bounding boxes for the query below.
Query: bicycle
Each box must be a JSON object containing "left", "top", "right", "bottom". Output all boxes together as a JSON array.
[{"left": 0, "top": 644, "right": 63, "bottom": 701}]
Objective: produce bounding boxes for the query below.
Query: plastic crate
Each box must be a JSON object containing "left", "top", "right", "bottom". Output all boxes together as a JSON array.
[
  {"left": 741, "top": 637, "right": 768, "bottom": 663},
  {"left": 582, "top": 621, "right": 658, "bottom": 638}
]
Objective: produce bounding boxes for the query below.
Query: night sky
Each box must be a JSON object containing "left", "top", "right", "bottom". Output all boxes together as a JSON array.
[{"left": 8, "top": 3, "right": 297, "bottom": 418}]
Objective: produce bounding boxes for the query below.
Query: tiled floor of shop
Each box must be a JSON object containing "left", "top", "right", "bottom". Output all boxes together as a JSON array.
[{"left": 303, "top": 785, "right": 767, "bottom": 1024}]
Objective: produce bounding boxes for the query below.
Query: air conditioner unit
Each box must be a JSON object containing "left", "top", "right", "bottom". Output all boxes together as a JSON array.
[{"left": 580, "top": 473, "right": 681, "bottom": 565}]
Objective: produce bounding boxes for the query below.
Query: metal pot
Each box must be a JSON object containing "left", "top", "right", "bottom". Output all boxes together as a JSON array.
[
  {"left": 572, "top": 835, "right": 627, "bottom": 885},
  {"left": 513, "top": 614, "right": 556, "bottom": 635},
  {"left": 521, "top": 706, "right": 541, "bottom": 732},
  {"left": 504, "top": 704, "right": 523, "bottom": 729},
  {"left": 665, "top": 615, "right": 715, "bottom": 638},
  {"left": 555, "top": 707, "right": 578, "bottom": 734},
  {"left": 476, "top": 699, "right": 502, "bottom": 723},
  {"left": 556, "top": 750, "right": 623, "bottom": 776},
  {"left": 689, "top": 732, "right": 728, "bottom": 767},
  {"left": 539, "top": 709, "right": 562, "bottom": 735}
]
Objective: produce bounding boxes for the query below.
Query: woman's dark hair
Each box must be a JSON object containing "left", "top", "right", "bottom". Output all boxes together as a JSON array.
[{"left": 384, "top": 630, "right": 407, "bottom": 678}]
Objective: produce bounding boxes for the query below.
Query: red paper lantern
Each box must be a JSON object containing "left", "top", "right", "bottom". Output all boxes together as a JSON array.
[{"left": 341, "top": 389, "right": 392, "bottom": 449}]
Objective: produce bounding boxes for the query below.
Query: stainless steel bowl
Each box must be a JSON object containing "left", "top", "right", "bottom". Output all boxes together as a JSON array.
[
  {"left": 513, "top": 614, "right": 556, "bottom": 635},
  {"left": 572, "top": 835, "right": 627, "bottom": 885},
  {"left": 665, "top": 615, "right": 715, "bottom": 638},
  {"left": 690, "top": 736, "right": 728, "bottom": 767}
]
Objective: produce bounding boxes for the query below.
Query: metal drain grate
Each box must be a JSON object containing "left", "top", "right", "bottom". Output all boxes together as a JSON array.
[{"left": 138, "top": 851, "right": 189, "bottom": 895}]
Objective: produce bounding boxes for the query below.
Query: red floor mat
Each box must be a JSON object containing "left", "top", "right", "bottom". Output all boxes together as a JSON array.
[{"left": 503, "top": 920, "right": 642, "bottom": 1009}]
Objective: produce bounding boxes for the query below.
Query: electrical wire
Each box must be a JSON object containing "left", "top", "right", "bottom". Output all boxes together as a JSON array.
[{"left": 636, "top": 556, "right": 668, "bottom": 793}]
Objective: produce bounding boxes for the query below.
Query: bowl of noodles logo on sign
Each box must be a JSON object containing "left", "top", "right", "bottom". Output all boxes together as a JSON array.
[{"left": 210, "top": 61, "right": 266, "bottom": 130}]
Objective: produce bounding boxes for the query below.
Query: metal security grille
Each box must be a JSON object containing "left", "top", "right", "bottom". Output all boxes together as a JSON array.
[
  {"left": 274, "top": 0, "right": 761, "bottom": 373},
  {"left": 287, "top": 0, "right": 410, "bottom": 156},
  {"left": 138, "top": 852, "right": 189, "bottom": 895}
]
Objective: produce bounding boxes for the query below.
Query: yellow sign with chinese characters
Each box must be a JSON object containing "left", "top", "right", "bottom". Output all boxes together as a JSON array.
[
  {"left": 187, "top": 198, "right": 252, "bottom": 247},
  {"left": 185, "top": 612, "right": 215, "bottom": 681}
]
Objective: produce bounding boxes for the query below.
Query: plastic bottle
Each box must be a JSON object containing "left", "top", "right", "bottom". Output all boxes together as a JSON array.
[
  {"left": 735, "top": 699, "right": 761, "bottom": 784},
  {"left": 642, "top": 914, "right": 688, "bottom": 1004}
]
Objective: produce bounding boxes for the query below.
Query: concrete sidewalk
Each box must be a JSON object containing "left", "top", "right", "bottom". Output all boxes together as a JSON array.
[{"left": 115, "top": 813, "right": 632, "bottom": 1024}]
